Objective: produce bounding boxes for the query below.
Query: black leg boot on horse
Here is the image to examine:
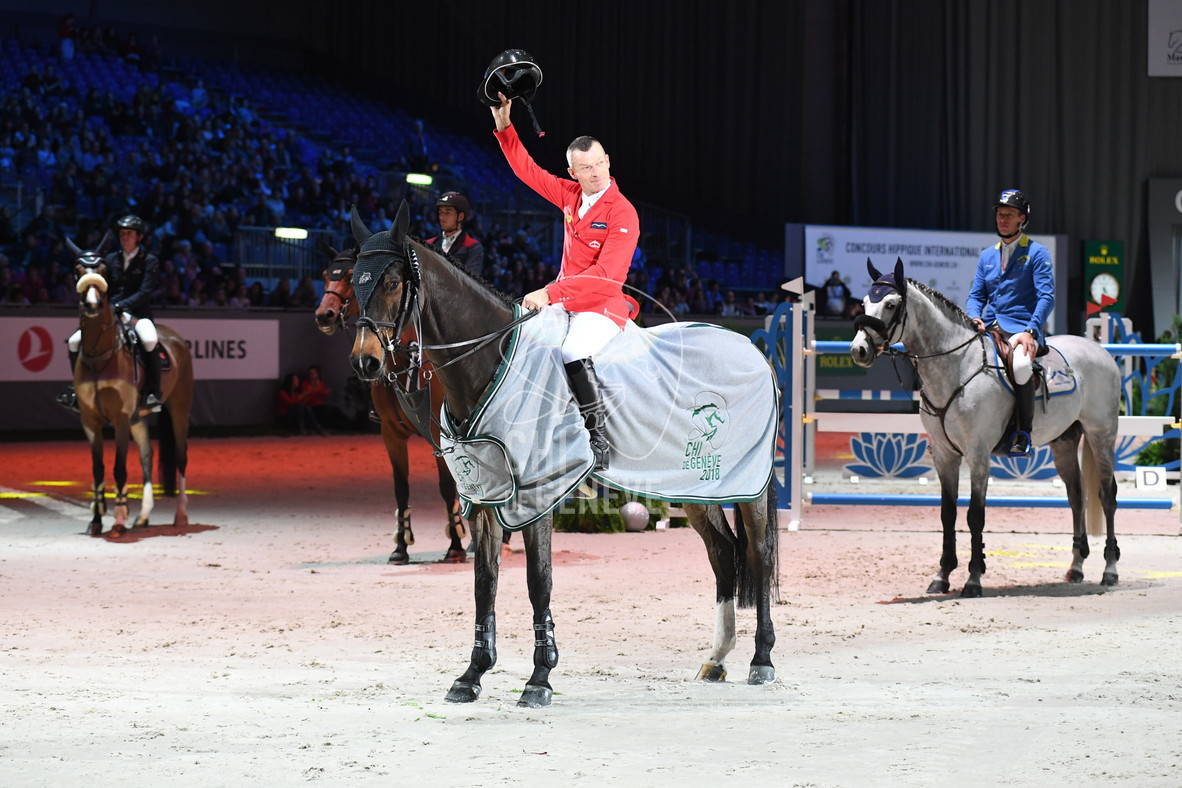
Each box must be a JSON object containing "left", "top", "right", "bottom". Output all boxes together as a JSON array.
[
  {"left": 56, "top": 350, "right": 81, "bottom": 413},
  {"left": 1008, "top": 378, "right": 1035, "bottom": 456},
  {"left": 564, "top": 358, "right": 610, "bottom": 471},
  {"left": 141, "top": 346, "right": 163, "bottom": 413}
]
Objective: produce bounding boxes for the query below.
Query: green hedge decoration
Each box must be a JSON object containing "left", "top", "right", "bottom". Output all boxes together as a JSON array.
[{"left": 553, "top": 487, "right": 671, "bottom": 533}]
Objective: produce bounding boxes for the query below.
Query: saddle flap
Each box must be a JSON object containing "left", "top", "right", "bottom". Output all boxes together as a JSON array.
[{"left": 988, "top": 328, "right": 1018, "bottom": 386}]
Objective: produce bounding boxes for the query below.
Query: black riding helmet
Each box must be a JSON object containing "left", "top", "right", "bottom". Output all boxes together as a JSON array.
[
  {"left": 478, "top": 48, "right": 546, "bottom": 137},
  {"left": 436, "top": 191, "right": 471, "bottom": 217},
  {"left": 994, "top": 189, "right": 1030, "bottom": 233},
  {"left": 477, "top": 49, "right": 543, "bottom": 106},
  {"left": 114, "top": 214, "right": 148, "bottom": 235}
]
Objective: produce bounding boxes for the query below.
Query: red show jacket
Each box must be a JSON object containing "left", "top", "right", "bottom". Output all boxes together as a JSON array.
[{"left": 494, "top": 124, "right": 639, "bottom": 327}]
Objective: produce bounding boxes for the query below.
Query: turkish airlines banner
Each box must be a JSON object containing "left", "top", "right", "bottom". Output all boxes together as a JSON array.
[{"left": 0, "top": 317, "right": 279, "bottom": 381}]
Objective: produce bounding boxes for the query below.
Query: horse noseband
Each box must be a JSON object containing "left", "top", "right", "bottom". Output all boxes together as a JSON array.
[{"left": 853, "top": 313, "right": 889, "bottom": 337}]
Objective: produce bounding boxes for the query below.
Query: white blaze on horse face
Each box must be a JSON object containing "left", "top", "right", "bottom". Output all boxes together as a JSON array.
[
  {"left": 85, "top": 286, "right": 100, "bottom": 307},
  {"left": 850, "top": 291, "right": 901, "bottom": 368}
]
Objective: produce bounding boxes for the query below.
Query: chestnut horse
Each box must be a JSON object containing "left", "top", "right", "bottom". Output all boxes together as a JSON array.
[
  {"left": 315, "top": 245, "right": 466, "bottom": 563},
  {"left": 68, "top": 239, "right": 194, "bottom": 537}
]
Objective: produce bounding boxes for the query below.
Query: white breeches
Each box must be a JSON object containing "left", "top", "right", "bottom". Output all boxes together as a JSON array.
[
  {"left": 71, "top": 315, "right": 157, "bottom": 352},
  {"left": 560, "top": 309, "right": 621, "bottom": 363},
  {"left": 1009, "top": 334, "right": 1032, "bottom": 385}
]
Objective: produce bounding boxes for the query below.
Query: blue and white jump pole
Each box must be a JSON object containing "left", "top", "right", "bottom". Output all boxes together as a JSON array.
[{"left": 753, "top": 295, "right": 1181, "bottom": 530}]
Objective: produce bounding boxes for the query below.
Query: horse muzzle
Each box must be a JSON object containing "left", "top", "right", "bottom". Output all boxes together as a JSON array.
[
  {"left": 351, "top": 352, "right": 384, "bottom": 381},
  {"left": 314, "top": 308, "right": 339, "bottom": 335},
  {"left": 849, "top": 331, "right": 880, "bottom": 368}
]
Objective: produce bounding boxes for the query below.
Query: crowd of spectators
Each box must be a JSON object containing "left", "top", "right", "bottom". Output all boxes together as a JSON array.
[{"left": 0, "top": 23, "right": 779, "bottom": 318}]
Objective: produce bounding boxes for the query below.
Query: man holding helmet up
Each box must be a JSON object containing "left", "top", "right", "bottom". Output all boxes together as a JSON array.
[{"left": 481, "top": 49, "right": 639, "bottom": 472}]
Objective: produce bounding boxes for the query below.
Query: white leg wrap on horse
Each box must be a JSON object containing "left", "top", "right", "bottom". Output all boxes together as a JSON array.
[
  {"left": 67, "top": 329, "right": 82, "bottom": 353},
  {"left": 709, "top": 599, "right": 737, "bottom": 663},
  {"left": 141, "top": 481, "right": 154, "bottom": 519},
  {"left": 560, "top": 310, "right": 621, "bottom": 362},
  {"left": 133, "top": 316, "right": 158, "bottom": 351},
  {"left": 1009, "top": 336, "right": 1032, "bottom": 385}
]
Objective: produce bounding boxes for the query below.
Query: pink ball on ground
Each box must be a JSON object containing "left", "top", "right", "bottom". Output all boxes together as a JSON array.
[{"left": 620, "top": 501, "right": 649, "bottom": 532}]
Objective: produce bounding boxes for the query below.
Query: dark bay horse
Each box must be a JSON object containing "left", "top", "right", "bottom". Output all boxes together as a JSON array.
[
  {"left": 315, "top": 245, "right": 466, "bottom": 564},
  {"left": 69, "top": 241, "right": 194, "bottom": 536},
  {"left": 349, "top": 204, "right": 779, "bottom": 707}
]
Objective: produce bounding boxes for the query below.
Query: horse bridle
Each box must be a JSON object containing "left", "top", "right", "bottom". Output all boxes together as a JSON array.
[
  {"left": 354, "top": 243, "right": 539, "bottom": 379},
  {"left": 77, "top": 272, "right": 125, "bottom": 370},
  {"left": 321, "top": 256, "right": 356, "bottom": 332},
  {"left": 855, "top": 275, "right": 1000, "bottom": 457},
  {"left": 353, "top": 240, "right": 538, "bottom": 450}
]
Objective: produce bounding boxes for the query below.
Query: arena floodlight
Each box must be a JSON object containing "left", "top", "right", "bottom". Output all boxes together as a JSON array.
[
  {"left": 406, "top": 173, "right": 433, "bottom": 186},
  {"left": 274, "top": 227, "right": 309, "bottom": 240}
]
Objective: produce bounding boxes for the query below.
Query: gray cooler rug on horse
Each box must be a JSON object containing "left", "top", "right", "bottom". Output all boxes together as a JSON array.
[{"left": 439, "top": 305, "right": 778, "bottom": 530}]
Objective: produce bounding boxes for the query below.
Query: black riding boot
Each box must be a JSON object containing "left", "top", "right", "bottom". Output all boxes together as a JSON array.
[
  {"left": 56, "top": 350, "right": 80, "bottom": 412},
  {"left": 142, "top": 347, "right": 163, "bottom": 412},
  {"left": 1008, "top": 378, "right": 1035, "bottom": 456},
  {"left": 564, "top": 358, "right": 610, "bottom": 471}
]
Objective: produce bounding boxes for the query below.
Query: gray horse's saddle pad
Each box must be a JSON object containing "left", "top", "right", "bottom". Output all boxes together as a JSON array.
[
  {"left": 990, "top": 340, "right": 1077, "bottom": 398},
  {"left": 439, "top": 305, "right": 778, "bottom": 530}
]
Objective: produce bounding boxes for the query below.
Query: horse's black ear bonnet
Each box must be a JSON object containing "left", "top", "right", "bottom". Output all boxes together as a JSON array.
[
  {"left": 349, "top": 204, "right": 418, "bottom": 316},
  {"left": 67, "top": 233, "right": 111, "bottom": 270}
]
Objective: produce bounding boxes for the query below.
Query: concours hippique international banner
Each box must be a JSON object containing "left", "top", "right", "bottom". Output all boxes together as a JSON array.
[
  {"left": 801, "top": 225, "right": 1063, "bottom": 333},
  {"left": 0, "top": 317, "right": 279, "bottom": 381}
]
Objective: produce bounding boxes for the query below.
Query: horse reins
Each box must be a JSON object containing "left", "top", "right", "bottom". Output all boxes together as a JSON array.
[
  {"left": 79, "top": 305, "right": 123, "bottom": 371},
  {"left": 353, "top": 243, "right": 539, "bottom": 454}
]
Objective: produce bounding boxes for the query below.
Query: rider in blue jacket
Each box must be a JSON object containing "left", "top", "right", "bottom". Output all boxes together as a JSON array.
[{"left": 965, "top": 189, "right": 1055, "bottom": 456}]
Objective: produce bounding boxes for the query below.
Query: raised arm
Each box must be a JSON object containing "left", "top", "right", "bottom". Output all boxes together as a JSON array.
[{"left": 492, "top": 93, "right": 569, "bottom": 209}]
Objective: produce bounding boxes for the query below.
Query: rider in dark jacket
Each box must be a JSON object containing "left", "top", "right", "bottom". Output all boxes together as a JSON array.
[{"left": 424, "top": 191, "right": 485, "bottom": 278}]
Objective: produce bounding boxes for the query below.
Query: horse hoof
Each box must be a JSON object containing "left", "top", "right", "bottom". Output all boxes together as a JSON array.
[
  {"left": 133, "top": 517, "right": 149, "bottom": 529},
  {"left": 695, "top": 663, "right": 727, "bottom": 682},
  {"left": 960, "top": 583, "right": 983, "bottom": 599},
  {"left": 445, "top": 680, "right": 481, "bottom": 703},
  {"left": 388, "top": 549, "right": 409, "bottom": 565},
  {"left": 173, "top": 512, "right": 188, "bottom": 528},
  {"left": 926, "top": 579, "right": 950, "bottom": 594},
  {"left": 1101, "top": 572, "right": 1119, "bottom": 587},
  {"left": 109, "top": 524, "right": 126, "bottom": 537},
  {"left": 87, "top": 522, "right": 103, "bottom": 537},
  {"left": 747, "top": 665, "right": 775, "bottom": 685},
  {"left": 1065, "top": 569, "right": 1084, "bottom": 583},
  {"left": 442, "top": 547, "right": 467, "bottom": 564},
  {"left": 517, "top": 684, "right": 553, "bottom": 708}
]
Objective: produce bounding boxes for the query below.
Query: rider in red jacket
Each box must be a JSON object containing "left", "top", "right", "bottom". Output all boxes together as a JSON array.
[{"left": 492, "top": 93, "right": 639, "bottom": 470}]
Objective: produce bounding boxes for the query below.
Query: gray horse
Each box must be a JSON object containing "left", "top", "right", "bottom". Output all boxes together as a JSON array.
[{"left": 849, "top": 258, "right": 1121, "bottom": 597}]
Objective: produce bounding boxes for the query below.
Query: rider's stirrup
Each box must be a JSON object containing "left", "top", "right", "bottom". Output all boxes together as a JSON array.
[
  {"left": 1007, "top": 430, "right": 1031, "bottom": 457},
  {"left": 142, "top": 393, "right": 163, "bottom": 413},
  {"left": 56, "top": 388, "right": 80, "bottom": 413}
]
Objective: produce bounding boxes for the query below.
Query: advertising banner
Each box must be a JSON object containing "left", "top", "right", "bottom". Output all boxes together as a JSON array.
[
  {"left": 802, "top": 225, "right": 1062, "bottom": 332},
  {"left": 0, "top": 317, "right": 279, "bottom": 382},
  {"left": 1148, "top": 0, "right": 1182, "bottom": 77}
]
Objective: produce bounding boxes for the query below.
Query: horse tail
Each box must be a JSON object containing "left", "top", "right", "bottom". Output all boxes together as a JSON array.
[
  {"left": 158, "top": 404, "right": 177, "bottom": 497},
  {"left": 734, "top": 484, "right": 781, "bottom": 609},
  {"left": 1081, "top": 434, "right": 1105, "bottom": 537}
]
